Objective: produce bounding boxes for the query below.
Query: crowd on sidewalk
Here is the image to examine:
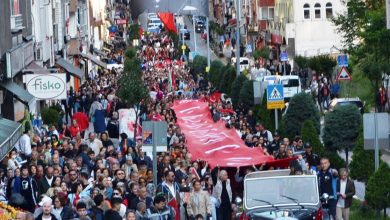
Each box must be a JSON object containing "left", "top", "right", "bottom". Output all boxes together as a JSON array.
[{"left": 0, "top": 29, "right": 356, "bottom": 220}]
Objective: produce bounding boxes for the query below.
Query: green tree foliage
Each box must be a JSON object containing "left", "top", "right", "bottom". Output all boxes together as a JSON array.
[
  {"left": 128, "top": 24, "right": 140, "bottom": 41},
  {"left": 219, "top": 65, "right": 236, "bottom": 94},
  {"left": 253, "top": 47, "right": 270, "bottom": 60},
  {"left": 230, "top": 74, "right": 248, "bottom": 107},
  {"left": 191, "top": 55, "right": 208, "bottom": 77},
  {"left": 117, "top": 48, "right": 149, "bottom": 108},
  {"left": 255, "top": 95, "right": 274, "bottom": 133},
  {"left": 209, "top": 60, "right": 225, "bottom": 87},
  {"left": 294, "top": 55, "right": 310, "bottom": 69},
  {"left": 349, "top": 132, "right": 377, "bottom": 184},
  {"left": 308, "top": 55, "right": 337, "bottom": 79},
  {"left": 365, "top": 162, "right": 390, "bottom": 213},
  {"left": 301, "top": 120, "right": 324, "bottom": 155},
  {"left": 238, "top": 80, "right": 254, "bottom": 108},
  {"left": 282, "top": 93, "right": 320, "bottom": 139},
  {"left": 323, "top": 105, "right": 361, "bottom": 152},
  {"left": 41, "top": 107, "right": 59, "bottom": 126}
]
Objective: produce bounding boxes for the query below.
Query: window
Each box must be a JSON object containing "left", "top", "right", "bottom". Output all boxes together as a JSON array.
[
  {"left": 303, "top": 4, "right": 310, "bottom": 19},
  {"left": 10, "top": 0, "right": 20, "bottom": 16},
  {"left": 261, "top": 7, "right": 268, "bottom": 20},
  {"left": 326, "top": 3, "right": 333, "bottom": 18},
  {"left": 261, "top": 7, "right": 275, "bottom": 20},
  {"left": 314, "top": 3, "right": 321, "bottom": 19}
]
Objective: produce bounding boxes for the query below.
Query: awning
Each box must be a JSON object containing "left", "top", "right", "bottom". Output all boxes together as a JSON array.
[
  {"left": 24, "top": 61, "right": 51, "bottom": 74},
  {"left": 56, "top": 58, "right": 84, "bottom": 80},
  {"left": 93, "top": 48, "right": 107, "bottom": 57},
  {"left": 0, "top": 81, "right": 35, "bottom": 106},
  {"left": 0, "top": 118, "right": 22, "bottom": 160},
  {"left": 79, "top": 53, "right": 107, "bottom": 69}
]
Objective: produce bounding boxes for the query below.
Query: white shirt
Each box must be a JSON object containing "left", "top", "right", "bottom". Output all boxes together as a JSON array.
[
  {"left": 46, "top": 176, "right": 54, "bottom": 186},
  {"left": 165, "top": 182, "right": 176, "bottom": 197},
  {"left": 337, "top": 179, "right": 347, "bottom": 208},
  {"left": 88, "top": 139, "right": 103, "bottom": 155},
  {"left": 19, "top": 134, "right": 32, "bottom": 155}
]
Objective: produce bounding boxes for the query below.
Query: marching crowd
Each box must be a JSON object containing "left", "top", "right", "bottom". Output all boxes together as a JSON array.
[{"left": 0, "top": 29, "right": 356, "bottom": 220}]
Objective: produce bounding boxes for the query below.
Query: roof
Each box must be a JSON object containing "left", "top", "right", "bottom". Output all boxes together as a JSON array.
[
  {"left": 0, "top": 81, "right": 35, "bottom": 106},
  {"left": 245, "top": 170, "right": 291, "bottom": 180},
  {"left": 79, "top": 53, "right": 107, "bottom": 69},
  {"left": 56, "top": 58, "right": 84, "bottom": 80},
  {"left": 0, "top": 117, "right": 22, "bottom": 160},
  {"left": 332, "top": 97, "right": 361, "bottom": 102}
]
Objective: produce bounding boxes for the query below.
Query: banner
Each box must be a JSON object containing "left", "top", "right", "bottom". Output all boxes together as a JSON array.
[
  {"left": 172, "top": 100, "right": 276, "bottom": 167},
  {"left": 118, "top": 108, "right": 141, "bottom": 140},
  {"left": 157, "top": 12, "right": 177, "bottom": 34}
]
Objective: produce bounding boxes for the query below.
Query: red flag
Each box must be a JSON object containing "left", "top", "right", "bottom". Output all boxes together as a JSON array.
[
  {"left": 209, "top": 91, "right": 222, "bottom": 103},
  {"left": 157, "top": 12, "right": 177, "bottom": 34}
]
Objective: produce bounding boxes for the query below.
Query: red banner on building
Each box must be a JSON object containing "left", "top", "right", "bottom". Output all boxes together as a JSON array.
[{"left": 172, "top": 100, "right": 276, "bottom": 167}]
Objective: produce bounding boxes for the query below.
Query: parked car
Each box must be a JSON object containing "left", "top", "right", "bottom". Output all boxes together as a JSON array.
[
  {"left": 237, "top": 170, "right": 332, "bottom": 220},
  {"left": 231, "top": 57, "right": 250, "bottom": 73},
  {"left": 179, "top": 29, "right": 190, "bottom": 40},
  {"left": 195, "top": 20, "right": 205, "bottom": 33},
  {"left": 275, "top": 75, "right": 302, "bottom": 101},
  {"left": 328, "top": 97, "right": 364, "bottom": 114}
]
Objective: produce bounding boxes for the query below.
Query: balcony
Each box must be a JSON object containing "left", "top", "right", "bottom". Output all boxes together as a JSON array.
[{"left": 10, "top": 14, "right": 24, "bottom": 32}]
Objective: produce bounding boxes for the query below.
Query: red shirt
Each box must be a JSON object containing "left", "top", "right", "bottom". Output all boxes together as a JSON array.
[{"left": 69, "top": 125, "right": 81, "bottom": 137}]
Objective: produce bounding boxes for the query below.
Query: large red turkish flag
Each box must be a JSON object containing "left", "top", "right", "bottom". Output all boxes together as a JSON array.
[{"left": 157, "top": 12, "right": 177, "bottom": 34}]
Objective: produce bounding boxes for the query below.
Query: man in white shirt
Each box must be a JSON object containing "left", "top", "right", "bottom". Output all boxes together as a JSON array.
[
  {"left": 88, "top": 132, "right": 103, "bottom": 155},
  {"left": 18, "top": 130, "right": 32, "bottom": 161}
]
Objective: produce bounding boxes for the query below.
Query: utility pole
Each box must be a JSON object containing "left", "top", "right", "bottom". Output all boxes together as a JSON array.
[
  {"left": 236, "top": 0, "right": 241, "bottom": 76},
  {"left": 206, "top": 17, "right": 211, "bottom": 68}
]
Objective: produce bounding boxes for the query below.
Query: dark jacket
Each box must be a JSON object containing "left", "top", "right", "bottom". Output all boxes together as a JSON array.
[
  {"left": 35, "top": 213, "right": 59, "bottom": 220},
  {"left": 89, "top": 206, "right": 104, "bottom": 220},
  {"left": 60, "top": 206, "right": 75, "bottom": 220},
  {"left": 104, "top": 209, "right": 122, "bottom": 220},
  {"left": 336, "top": 178, "right": 355, "bottom": 208}
]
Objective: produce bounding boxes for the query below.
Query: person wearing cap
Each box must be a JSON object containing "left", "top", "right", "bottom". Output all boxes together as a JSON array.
[
  {"left": 104, "top": 196, "right": 123, "bottom": 220},
  {"left": 303, "top": 142, "right": 320, "bottom": 170}
]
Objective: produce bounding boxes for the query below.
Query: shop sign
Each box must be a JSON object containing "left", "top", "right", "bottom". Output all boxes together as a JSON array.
[{"left": 25, "top": 74, "right": 67, "bottom": 100}]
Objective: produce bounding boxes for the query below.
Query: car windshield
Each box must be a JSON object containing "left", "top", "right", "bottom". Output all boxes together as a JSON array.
[
  {"left": 245, "top": 176, "right": 319, "bottom": 210},
  {"left": 337, "top": 101, "right": 363, "bottom": 108}
]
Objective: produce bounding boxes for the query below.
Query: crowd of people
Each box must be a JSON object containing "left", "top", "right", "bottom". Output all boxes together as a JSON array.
[{"left": 0, "top": 26, "right": 357, "bottom": 220}]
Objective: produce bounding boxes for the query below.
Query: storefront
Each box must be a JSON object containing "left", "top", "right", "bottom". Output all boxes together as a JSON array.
[
  {"left": 0, "top": 118, "right": 23, "bottom": 160},
  {"left": 55, "top": 58, "right": 85, "bottom": 91}
]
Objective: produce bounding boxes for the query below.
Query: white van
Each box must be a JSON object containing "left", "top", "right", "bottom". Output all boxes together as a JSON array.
[
  {"left": 231, "top": 57, "right": 250, "bottom": 72},
  {"left": 276, "top": 75, "right": 302, "bottom": 100}
]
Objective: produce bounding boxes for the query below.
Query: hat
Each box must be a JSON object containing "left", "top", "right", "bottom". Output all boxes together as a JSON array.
[
  {"left": 304, "top": 142, "right": 312, "bottom": 148},
  {"left": 39, "top": 196, "right": 52, "bottom": 206}
]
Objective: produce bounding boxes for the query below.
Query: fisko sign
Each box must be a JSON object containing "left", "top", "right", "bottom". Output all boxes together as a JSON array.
[{"left": 25, "top": 74, "right": 67, "bottom": 100}]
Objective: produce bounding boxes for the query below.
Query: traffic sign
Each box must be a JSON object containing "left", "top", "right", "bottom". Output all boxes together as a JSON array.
[
  {"left": 336, "top": 67, "right": 352, "bottom": 81},
  {"left": 337, "top": 54, "right": 348, "bottom": 67},
  {"left": 280, "top": 52, "right": 288, "bottom": 62},
  {"left": 267, "top": 84, "right": 284, "bottom": 109}
]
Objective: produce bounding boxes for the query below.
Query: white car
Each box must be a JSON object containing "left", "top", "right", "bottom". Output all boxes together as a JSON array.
[
  {"left": 148, "top": 13, "right": 158, "bottom": 19},
  {"left": 231, "top": 57, "right": 250, "bottom": 73},
  {"left": 275, "top": 75, "right": 302, "bottom": 100},
  {"left": 148, "top": 17, "right": 163, "bottom": 28}
]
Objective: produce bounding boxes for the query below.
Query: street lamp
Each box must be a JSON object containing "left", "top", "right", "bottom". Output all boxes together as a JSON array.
[{"left": 183, "top": 5, "right": 198, "bottom": 54}]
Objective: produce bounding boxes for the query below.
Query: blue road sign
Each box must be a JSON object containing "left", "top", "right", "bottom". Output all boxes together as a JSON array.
[
  {"left": 280, "top": 52, "right": 288, "bottom": 62},
  {"left": 267, "top": 84, "right": 284, "bottom": 101},
  {"left": 337, "top": 54, "right": 348, "bottom": 67}
]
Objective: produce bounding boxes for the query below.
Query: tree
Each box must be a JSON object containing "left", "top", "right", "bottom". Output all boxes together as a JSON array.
[
  {"left": 230, "top": 74, "right": 248, "bottom": 107},
  {"left": 238, "top": 80, "right": 254, "bottom": 108},
  {"left": 209, "top": 60, "right": 225, "bottom": 87},
  {"left": 365, "top": 162, "right": 390, "bottom": 216},
  {"left": 219, "top": 65, "right": 236, "bottom": 94},
  {"left": 255, "top": 95, "right": 274, "bottom": 133},
  {"left": 282, "top": 93, "right": 320, "bottom": 139},
  {"left": 301, "top": 120, "right": 324, "bottom": 155},
  {"left": 253, "top": 47, "right": 270, "bottom": 60},
  {"left": 323, "top": 105, "right": 361, "bottom": 164},
  {"left": 128, "top": 24, "right": 140, "bottom": 41},
  {"left": 308, "top": 55, "right": 337, "bottom": 79},
  {"left": 294, "top": 55, "right": 309, "bottom": 69},
  {"left": 41, "top": 107, "right": 59, "bottom": 126},
  {"left": 191, "top": 55, "right": 207, "bottom": 77},
  {"left": 349, "top": 131, "right": 377, "bottom": 184}
]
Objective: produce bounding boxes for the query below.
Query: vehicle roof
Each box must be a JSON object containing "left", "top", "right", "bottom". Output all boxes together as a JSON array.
[
  {"left": 245, "top": 170, "right": 291, "bottom": 180},
  {"left": 149, "top": 17, "right": 161, "bottom": 21},
  {"left": 331, "top": 97, "right": 362, "bottom": 102},
  {"left": 279, "top": 75, "right": 299, "bottom": 79}
]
